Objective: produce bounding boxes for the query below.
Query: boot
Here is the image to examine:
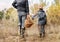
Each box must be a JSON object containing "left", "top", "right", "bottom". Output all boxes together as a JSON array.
[
  {"left": 20, "top": 25, "right": 22, "bottom": 35},
  {"left": 43, "top": 32, "right": 45, "bottom": 37},
  {"left": 40, "top": 33, "right": 42, "bottom": 38},
  {"left": 21, "top": 28, "right": 25, "bottom": 38}
]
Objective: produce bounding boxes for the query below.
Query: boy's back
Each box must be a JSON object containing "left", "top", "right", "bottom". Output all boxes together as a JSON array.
[{"left": 37, "top": 9, "right": 47, "bottom": 25}]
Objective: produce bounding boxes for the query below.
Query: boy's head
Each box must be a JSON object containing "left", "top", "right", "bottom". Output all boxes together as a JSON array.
[{"left": 39, "top": 5, "right": 43, "bottom": 10}]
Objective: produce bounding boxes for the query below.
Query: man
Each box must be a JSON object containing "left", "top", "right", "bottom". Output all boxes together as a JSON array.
[
  {"left": 32, "top": 6, "right": 47, "bottom": 38},
  {"left": 12, "top": 0, "right": 29, "bottom": 38}
]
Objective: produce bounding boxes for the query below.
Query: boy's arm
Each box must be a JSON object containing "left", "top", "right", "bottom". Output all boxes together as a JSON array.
[
  {"left": 33, "top": 11, "right": 40, "bottom": 18},
  {"left": 44, "top": 12, "right": 47, "bottom": 22},
  {"left": 40, "top": 11, "right": 47, "bottom": 20},
  {"left": 32, "top": 14, "right": 38, "bottom": 20},
  {"left": 44, "top": 12, "right": 47, "bottom": 19},
  {"left": 31, "top": 11, "right": 39, "bottom": 20}
]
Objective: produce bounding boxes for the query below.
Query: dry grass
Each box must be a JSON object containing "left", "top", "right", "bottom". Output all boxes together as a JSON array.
[{"left": 0, "top": 19, "right": 60, "bottom": 42}]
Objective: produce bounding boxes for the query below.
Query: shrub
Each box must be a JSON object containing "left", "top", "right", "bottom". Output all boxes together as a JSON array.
[
  {"left": 47, "top": 5, "right": 60, "bottom": 24},
  {"left": 0, "top": 11, "right": 4, "bottom": 20},
  {"left": 5, "top": 14, "right": 10, "bottom": 19}
]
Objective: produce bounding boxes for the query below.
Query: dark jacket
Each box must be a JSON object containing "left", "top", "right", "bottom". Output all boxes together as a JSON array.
[
  {"left": 12, "top": 0, "right": 29, "bottom": 14},
  {"left": 33, "top": 9, "right": 47, "bottom": 25}
]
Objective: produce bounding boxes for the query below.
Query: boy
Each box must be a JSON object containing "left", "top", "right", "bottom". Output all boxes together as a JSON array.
[{"left": 32, "top": 7, "right": 47, "bottom": 38}]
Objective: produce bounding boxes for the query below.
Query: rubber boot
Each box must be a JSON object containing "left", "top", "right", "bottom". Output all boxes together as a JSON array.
[
  {"left": 20, "top": 25, "right": 22, "bottom": 35},
  {"left": 43, "top": 32, "right": 45, "bottom": 37},
  {"left": 40, "top": 33, "right": 42, "bottom": 38},
  {"left": 21, "top": 28, "right": 25, "bottom": 38}
]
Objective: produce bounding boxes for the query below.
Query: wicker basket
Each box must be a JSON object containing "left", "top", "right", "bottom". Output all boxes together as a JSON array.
[{"left": 25, "top": 15, "right": 34, "bottom": 28}]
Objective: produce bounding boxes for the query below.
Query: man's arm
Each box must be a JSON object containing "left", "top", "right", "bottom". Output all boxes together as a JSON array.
[
  {"left": 26, "top": 0, "right": 29, "bottom": 14},
  {"left": 12, "top": 0, "right": 17, "bottom": 9}
]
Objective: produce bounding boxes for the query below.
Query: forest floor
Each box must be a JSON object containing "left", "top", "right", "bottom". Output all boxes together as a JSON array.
[{"left": 0, "top": 20, "right": 60, "bottom": 42}]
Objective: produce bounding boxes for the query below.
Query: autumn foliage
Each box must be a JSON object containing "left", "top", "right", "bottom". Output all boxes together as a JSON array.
[{"left": 47, "top": 4, "right": 60, "bottom": 24}]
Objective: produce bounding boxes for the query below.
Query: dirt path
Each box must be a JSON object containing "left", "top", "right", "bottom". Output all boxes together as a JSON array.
[{"left": 0, "top": 20, "right": 60, "bottom": 42}]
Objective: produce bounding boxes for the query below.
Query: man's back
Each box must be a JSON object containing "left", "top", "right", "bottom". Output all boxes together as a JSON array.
[
  {"left": 16, "top": 0, "right": 25, "bottom": 3},
  {"left": 12, "top": 0, "right": 29, "bottom": 14}
]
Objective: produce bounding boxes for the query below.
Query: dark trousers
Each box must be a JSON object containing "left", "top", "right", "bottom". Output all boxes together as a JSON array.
[
  {"left": 18, "top": 11, "right": 27, "bottom": 38},
  {"left": 38, "top": 25, "right": 45, "bottom": 37},
  {"left": 19, "top": 16, "right": 26, "bottom": 37}
]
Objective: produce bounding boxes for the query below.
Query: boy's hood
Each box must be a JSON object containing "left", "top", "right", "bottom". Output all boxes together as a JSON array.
[{"left": 39, "top": 9, "right": 44, "bottom": 12}]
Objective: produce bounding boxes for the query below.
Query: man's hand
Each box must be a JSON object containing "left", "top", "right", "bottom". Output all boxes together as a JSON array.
[{"left": 27, "top": 14, "right": 35, "bottom": 20}]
